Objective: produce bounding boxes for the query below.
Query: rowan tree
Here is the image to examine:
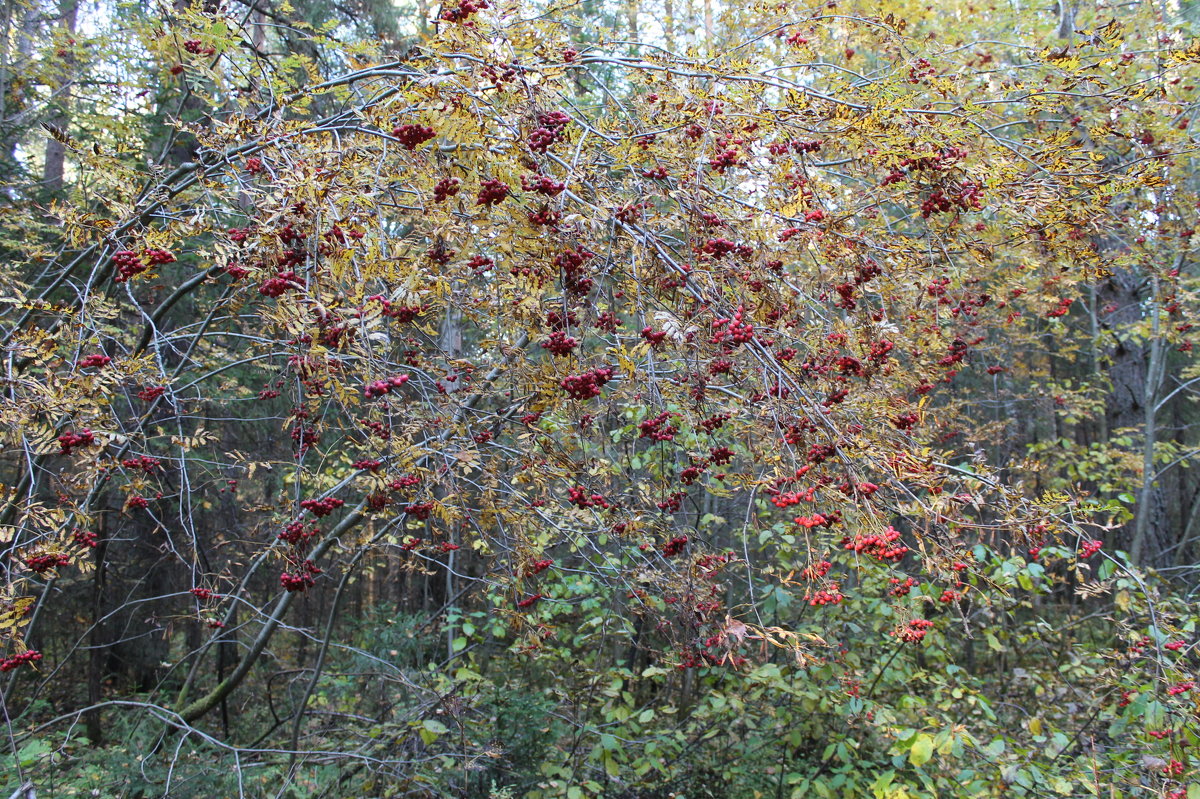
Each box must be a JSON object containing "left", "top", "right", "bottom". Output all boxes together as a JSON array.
[{"left": 0, "top": 0, "right": 1199, "bottom": 796}]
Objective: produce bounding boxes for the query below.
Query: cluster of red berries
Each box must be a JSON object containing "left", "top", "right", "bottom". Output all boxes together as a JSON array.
[
  {"left": 244, "top": 157, "right": 263, "bottom": 174},
  {"left": 259, "top": 270, "right": 304, "bottom": 297},
  {"left": 392, "top": 474, "right": 421, "bottom": 490},
  {"left": 190, "top": 587, "right": 218, "bottom": 600},
  {"left": 567, "top": 486, "right": 610, "bottom": 509},
  {"left": 113, "top": 248, "right": 175, "bottom": 282},
  {"left": 712, "top": 307, "right": 754, "bottom": 345},
  {"left": 1078, "top": 539, "right": 1103, "bottom": 558},
  {"left": 892, "top": 412, "right": 919, "bottom": 430},
  {"left": 24, "top": 552, "right": 69, "bottom": 574},
  {"left": 80, "top": 354, "right": 111, "bottom": 369},
  {"left": 440, "top": 0, "right": 488, "bottom": 22},
  {"left": 843, "top": 526, "right": 908, "bottom": 562},
  {"left": 657, "top": 491, "right": 687, "bottom": 513},
  {"left": 300, "top": 497, "right": 344, "bottom": 517},
  {"left": 183, "top": 39, "right": 215, "bottom": 55},
  {"left": 541, "top": 330, "right": 578, "bottom": 357},
  {"left": 392, "top": 124, "right": 436, "bottom": 150},
  {"left": 353, "top": 459, "right": 383, "bottom": 472},
  {"left": 280, "top": 560, "right": 321, "bottom": 592},
  {"left": 0, "top": 650, "right": 42, "bottom": 672},
  {"left": 709, "top": 446, "right": 734, "bottom": 465},
  {"left": 73, "top": 528, "right": 98, "bottom": 548},
  {"left": 524, "top": 558, "right": 553, "bottom": 576},
  {"left": 121, "top": 455, "right": 160, "bottom": 473},
  {"left": 433, "top": 177, "right": 460, "bottom": 203},
  {"left": 127, "top": 496, "right": 150, "bottom": 509},
  {"left": 291, "top": 423, "right": 319, "bottom": 456},
  {"left": 476, "top": 179, "right": 510, "bottom": 206},
  {"left": 640, "top": 326, "right": 667, "bottom": 347},
  {"left": 921, "top": 181, "right": 984, "bottom": 217},
  {"left": 809, "top": 585, "right": 843, "bottom": 606},
  {"left": 638, "top": 411, "right": 678, "bottom": 442},
  {"left": 802, "top": 560, "right": 832, "bottom": 580},
  {"left": 58, "top": 429, "right": 95, "bottom": 454},
  {"left": 561, "top": 366, "right": 614, "bottom": 399},
  {"left": 1046, "top": 297, "right": 1074, "bottom": 318},
  {"left": 1167, "top": 681, "right": 1194, "bottom": 696},
  {"left": 363, "top": 374, "right": 410, "bottom": 398},
  {"left": 707, "top": 149, "right": 742, "bottom": 174},
  {"left": 404, "top": 501, "right": 434, "bottom": 520},
  {"left": 137, "top": 385, "right": 167, "bottom": 401},
  {"left": 519, "top": 174, "right": 566, "bottom": 198},
  {"left": 1166, "top": 640, "right": 1187, "bottom": 651},
  {"left": 662, "top": 535, "right": 689, "bottom": 557},
  {"left": 893, "top": 619, "right": 934, "bottom": 643},
  {"left": 553, "top": 247, "right": 595, "bottom": 295},
  {"left": 516, "top": 593, "right": 544, "bottom": 608},
  {"left": 890, "top": 576, "right": 919, "bottom": 596},
  {"left": 528, "top": 111, "right": 571, "bottom": 152}
]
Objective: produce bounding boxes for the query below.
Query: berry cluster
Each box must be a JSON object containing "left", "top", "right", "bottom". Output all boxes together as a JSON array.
[
  {"left": 1046, "top": 297, "right": 1074, "bottom": 318},
  {"left": 889, "top": 576, "right": 919, "bottom": 596},
  {"left": 842, "top": 526, "right": 908, "bottom": 562},
  {"left": 245, "top": 157, "right": 264, "bottom": 174},
  {"left": 0, "top": 650, "right": 42, "bottom": 672},
  {"left": 1078, "top": 539, "right": 1103, "bottom": 558},
  {"left": 528, "top": 111, "right": 571, "bottom": 152},
  {"left": 404, "top": 501, "right": 434, "bottom": 520},
  {"left": 707, "top": 149, "right": 742, "bottom": 174},
  {"left": 524, "top": 558, "right": 554, "bottom": 576},
  {"left": 657, "top": 491, "right": 687, "bottom": 513},
  {"left": 432, "top": 177, "right": 461, "bottom": 203},
  {"left": 712, "top": 307, "right": 754, "bottom": 345},
  {"left": 363, "top": 374, "right": 410, "bottom": 398},
  {"left": 553, "top": 247, "right": 595, "bottom": 295},
  {"left": 24, "top": 552, "right": 69, "bottom": 574},
  {"left": 183, "top": 39, "right": 215, "bottom": 55},
  {"left": 920, "top": 180, "right": 984, "bottom": 218},
  {"left": 121, "top": 455, "right": 160, "bottom": 473},
  {"left": 662, "top": 535, "right": 689, "bottom": 557},
  {"left": 58, "top": 429, "right": 95, "bottom": 455},
  {"left": 516, "top": 593, "right": 544, "bottom": 608},
  {"left": 567, "top": 486, "right": 610, "bottom": 509},
  {"left": 561, "top": 366, "right": 614, "bottom": 399},
  {"left": 259, "top": 270, "right": 304, "bottom": 297},
  {"left": 440, "top": 0, "right": 488, "bottom": 22},
  {"left": 392, "top": 124, "right": 436, "bottom": 150},
  {"left": 113, "top": 248, "right": 175, "bottom": 282},
  {"left": 73, "top": 528, "right": 98, "bottom": 548},
  {"left": 640, "top": 326, "right": 667, "bottom": 347},
  {"left": 80, "top": 354, "right": 111, "bottom": 369},
  {"left": 190, "top": 587, "right": 218, "bottom": 600},
  {"left": 476, "top": 178, "right": 511, "bottom": 206},
  {"left": 353, "top": 459, "right": 383, "bottom": 472},
  {"left": 893, "top": 619, "right": 934, "bottom": 643},
  {"left": 541, "top": 330, "right": 578, "bottom": 357},
  {"left": 137, "top": 385, "right": 167, "bottom": 401},
  {"left": 280, "top": 560, "right": 321, "bottom": 592},
  {"left": 521, "top": 173, "right": 566, "bottom": 199},
  {"left": 809, "top": 585, "right": 843, "bottom": 606},
  {"left": 301, "top": 497, "right": 345, "bottom": 517},
  {"left": 638, "top": 411, "right": 678, "bottom": 442}
]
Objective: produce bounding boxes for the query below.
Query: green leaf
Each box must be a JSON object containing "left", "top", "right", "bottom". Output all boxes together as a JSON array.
[{"left": 909, "top": 734, "right": 934, "bottom": 767}]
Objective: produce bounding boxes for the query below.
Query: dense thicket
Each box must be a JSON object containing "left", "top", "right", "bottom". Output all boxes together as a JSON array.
[{"left": 1, "top": 0, "right": 1200, "bottom": 796}]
